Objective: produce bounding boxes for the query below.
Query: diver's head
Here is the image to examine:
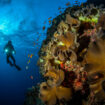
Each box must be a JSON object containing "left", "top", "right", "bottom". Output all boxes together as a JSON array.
[{"left": 8, "top": 40, "right": 12, "bottom": 44}]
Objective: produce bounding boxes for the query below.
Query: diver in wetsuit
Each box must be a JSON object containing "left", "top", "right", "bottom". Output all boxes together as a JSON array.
[{"left": 4, "top": 41, "right": 21, "bottom": 71}]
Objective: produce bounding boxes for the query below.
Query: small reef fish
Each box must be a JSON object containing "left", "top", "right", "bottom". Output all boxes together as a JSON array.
[
  {"left": 58, "top": 7, "right": 61, "bottom": 10},
  {"left": 43, "top": 26, "right": 46, "bottom": 30},
  {"left": 30, "top": 54, "right": 34, "bottom": 58},
  {"left": 27, "top": 59, "right": 30, "bottom": 64},
  {"left": 59, "top": 11, "right": 62, "bottom": 14},
  {"left": 28, "top": 54, "right": 34, "bottom": 58},
  {"left": 49, "top": 20, "right": 52, "bottom": 24},
  {"left": 53, "top": 19, "right": 56, "bottom": 23},
  {"left": 66, "top": 2, "right": 70, "bottom": 6},
  {"left": 48, "top": 17, "right": 52, "bottom": 20},
  {"left": 30, "top": 75, "right": 34, "bottom": 80},
  {"left": 75, "top": 0, "right": 79, "bottom": 5}
]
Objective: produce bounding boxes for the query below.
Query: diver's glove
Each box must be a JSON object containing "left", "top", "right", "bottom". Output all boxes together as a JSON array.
[
  {"left": 4, "top": 48, "right": 16, "bottom": 55},
  {"left": 4, "top": 48, "right": 9, "bottom": 54},
  {"left": 12, "top": 50, "right": 16, "bottom": 54}
]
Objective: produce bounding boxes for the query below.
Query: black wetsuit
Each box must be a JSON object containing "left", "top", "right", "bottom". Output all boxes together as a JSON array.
[
  {"left": 7, "top": 54, "right": 15, "bottom": 66},
  {"left": 4, "top": 42, "right": 21, "bottom": 70},
  {"left": 4, "top": 42, "right": 16, "bottom": 66}
]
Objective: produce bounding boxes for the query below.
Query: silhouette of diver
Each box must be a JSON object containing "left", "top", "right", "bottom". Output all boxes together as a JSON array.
[{"left": 4, "top": 41, "right": 21, "bottom": 71}]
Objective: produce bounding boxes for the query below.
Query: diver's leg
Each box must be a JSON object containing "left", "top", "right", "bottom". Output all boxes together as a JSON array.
[
  {"left": 6, "top": 55, "right": 9, "bottom": 64},
  {"left": 7, "top": 55, "right": 13, "bottom": 66},
  {"left": 10, "top": 55, "right": 21, "bottom": 70},
  {"left": 10, "top": 55, "right": 16, "bottom": 65}
]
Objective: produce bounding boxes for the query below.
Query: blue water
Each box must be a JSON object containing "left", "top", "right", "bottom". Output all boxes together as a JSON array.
[{"left": 0, "top": 0, "right": 86, "bottom": 105}]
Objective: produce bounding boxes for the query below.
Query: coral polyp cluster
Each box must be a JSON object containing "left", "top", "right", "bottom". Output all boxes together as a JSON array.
[
  {"left": 37, "top": 4, "right": 105, "bottom": 105},
  {"left": 74, "top": 4, "right": 102, "bottom": 23}
]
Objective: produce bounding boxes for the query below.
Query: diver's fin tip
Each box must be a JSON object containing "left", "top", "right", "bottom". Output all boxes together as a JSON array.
[{"left": 14, "top": 64, "right": 21, "bottom": 71}]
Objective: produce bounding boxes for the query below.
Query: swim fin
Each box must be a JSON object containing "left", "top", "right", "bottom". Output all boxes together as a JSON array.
[{"left": 14, "top": 64, "right": 21, "bottom": 71}]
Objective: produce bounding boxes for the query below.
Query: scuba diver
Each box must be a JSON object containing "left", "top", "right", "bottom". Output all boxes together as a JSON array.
[{"left": 4, "top": 40, "right": 21, "bottom": 71}]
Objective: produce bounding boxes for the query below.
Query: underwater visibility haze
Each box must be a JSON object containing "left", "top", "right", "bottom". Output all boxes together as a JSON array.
[{"left": 1, "top": 0, "right": 105, "bottom": 105}]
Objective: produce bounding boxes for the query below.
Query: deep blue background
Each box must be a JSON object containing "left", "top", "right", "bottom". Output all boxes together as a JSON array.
[{"left": 0, "top": 0, "right": 86, "bottom": 105}]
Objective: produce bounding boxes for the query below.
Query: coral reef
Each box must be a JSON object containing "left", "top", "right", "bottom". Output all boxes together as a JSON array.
[
  {"left": 85, "top": 38, "right": 105, "bottom": 100},
  {"left": 87, "top": 0, "right": 105, "bottom": 7},
  {"left": 39, "top": 82, "right": 72, "bottom": 105},
  {"left": 24, "top": 85, "right": 44, "bottom": 105},
  {"left": 37, "top": 4, "right": 105, "bottom": 105}
]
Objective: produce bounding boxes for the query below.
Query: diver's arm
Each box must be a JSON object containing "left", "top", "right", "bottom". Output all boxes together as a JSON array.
[
  {"left": 3, "top": 44, "right": 8, "bottom": 53},
  {"left": 12, "top": 47, "right": 16, "bottom": 54},
  {"left": 14, "top": 50, "right": 16, "bottom": 54}
]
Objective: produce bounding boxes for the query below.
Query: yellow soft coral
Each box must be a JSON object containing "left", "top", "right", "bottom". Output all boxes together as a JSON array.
[
  {"left": 97, "top": 13, "right": 105, "bottom": 30},
  {"left": 57, "top": 32, "right": 75, "bottom": 48},
  {"left": 85, "top": 38, "right": 105, "bottom": 96},
  {"left": 39, "top": 82, "right": 72, "bottom": 105},
  {"left": 65, "top": 14, "right": 79, "bottom": 27},
  {"left": 44, "top": 70, "right": 65, "bottom": 87},
  {"left": 57, "top": 21, "right": 69, "bottom": 34},
  {"left": 85, "top": 38, "right": 105, "bottom": 75}
]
